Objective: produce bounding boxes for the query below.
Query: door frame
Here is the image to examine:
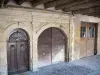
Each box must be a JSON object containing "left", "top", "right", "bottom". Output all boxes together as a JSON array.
[
  {"left": 7, "top": 28, "right": 30, "bottom": 75},
  {"left": 80, "top": 21, "right": 98, "bottom": 56},
  {"left": 94, "top": 24, "right": 98, "bottom": 55},
  {"left": 38, "top": 27, "right": 68, "bottom": 67}
]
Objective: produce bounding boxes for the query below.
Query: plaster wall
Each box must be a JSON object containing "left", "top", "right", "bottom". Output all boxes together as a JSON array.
[{"left": 74, "top": 14, "right": 100, "bottom": 59}]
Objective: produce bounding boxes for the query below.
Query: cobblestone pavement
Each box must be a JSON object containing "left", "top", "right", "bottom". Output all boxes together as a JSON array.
[{"left": 16, "top": 55, "right": 100, "bottom": 75}]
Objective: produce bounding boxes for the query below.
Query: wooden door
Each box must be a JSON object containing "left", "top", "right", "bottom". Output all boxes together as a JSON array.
[
  {"left": 38, "top": 27, "right": 67, "bottom": 67},
  {"left": 80, "top": 25, "right": 87, "bottom": 58},
  {"left": 17, "top": 42, "right": 29, "bottom": 73},
  {"left": 87, "top": 25, "right": 95, "bottom": 56},
  {"left": 80, "top": 22, "right": 97, "bottom": 58},
  {"left": 7, "top": 43, "right": 17, "bottom": 75},
  {"left": 38, "top": 28, "right": 52, "bottom": 67},
  {"left": 52, "top": 28, "right": 65, "bottom": 64},
  {"left": 7, "top": 28, "right": 29, "bottom": 75}
]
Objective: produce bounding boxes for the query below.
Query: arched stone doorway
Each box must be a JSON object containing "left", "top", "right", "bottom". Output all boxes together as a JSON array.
[
  {"left": 38, "top": 27, "right": 67, "bottom": 67},
  {"left": 7, "top": 28, "right": 30, "bottom": 75}
]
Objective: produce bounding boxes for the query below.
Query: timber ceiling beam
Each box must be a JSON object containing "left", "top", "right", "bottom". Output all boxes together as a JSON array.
[
  {"left": 72, "top": 6, "right": 100, "bottom": 14},
  {"left": 31, "top": 0, "right": 53, "bottom": 7},
  {"left": 0, "top": 0, "right": 5, "bottom": 7},
  {"left": 62, "top": 0, "right": 100, "bottom": 11},
  {"left": 88, "top": 12, "right": 100, "bottom": 16},
  {"left": 55, "top": 0, "right": 88, "bottom": 10},
  {"left": 4, "top": 0, "right": 10, "bottom": 5},
  {"left": 86, "top": 12, "right": 100, "bottom": 17},
  {"left": 44, "top": 0, "right": 74, "bottom": 9},
  {"left": 14, "top": 0, "right": 26, "bottom": 5},
  {"left": 93, "top": 15, "right": 100, "bottom": 18},
  {"left": 55, "top": 0, "right": 100, "bottom": 10}
]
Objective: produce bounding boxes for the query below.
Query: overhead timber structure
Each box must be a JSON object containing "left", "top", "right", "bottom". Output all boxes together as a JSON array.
[
  {"left": 1, "top": 0, "right": 100, "bottom": 75},
  {"left": 0, "top": 0, "right": 100, "bottom": 17}
]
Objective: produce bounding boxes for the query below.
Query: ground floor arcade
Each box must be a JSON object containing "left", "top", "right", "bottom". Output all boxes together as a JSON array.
[{"left": 0, "top": 8, "right": 100, "bottom": 75}]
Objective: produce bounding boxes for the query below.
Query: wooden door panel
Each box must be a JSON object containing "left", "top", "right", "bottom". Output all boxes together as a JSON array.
[
  {"left": 52, "top": 28, "right": 65, "bottom": 64},
  {"left": 17, "top": 42, "right": 29, "bottom": 73},
  {"left": 38, "top": 28, "right": 52, "bottom": 67},
  {"left": 87, "top": 39, "right": 94, "bottom": 56},
  {"left": 80, "top": 24, "right": 87, "bottom": 58},
  {"left": 38, "top": 28, "right": 66, "bottom": 67},
  {"left": 87, "top": 25, "right": 95, "bottom": 56},
  {"left": 80, "top": 22, "right": 96, "bottom": 58},
  {"left": 8, "top": 43, "right": 17, "bottom": 75},
  {"left": 8, "top": 28, "right": 29, "bottom": 75},
  {"left": 80, "top": 40, "right": 87, "bottom": 58}
]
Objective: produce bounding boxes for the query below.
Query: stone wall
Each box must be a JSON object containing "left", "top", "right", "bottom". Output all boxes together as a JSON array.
[
  {"left": 0, "top": 7, "right": 72, "bottom": 75},
  {"left": 1, "top": 7, "right": 100, "bottom": 75}
]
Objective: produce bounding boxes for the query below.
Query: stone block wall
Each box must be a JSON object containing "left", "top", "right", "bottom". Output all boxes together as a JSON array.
[
  {"left": 0, "top": 7, "right": 72, "bottom": 75},
  {"left": 1, "top": 7, "right": 100, "bottom": 75}
]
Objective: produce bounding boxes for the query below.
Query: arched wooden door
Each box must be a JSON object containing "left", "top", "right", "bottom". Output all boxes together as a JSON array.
[
  {"left": 38, "top": 27, "right": 67, "bottom": 67},
  {"left": 7, "top": 28, "right": 29, "bottom": 75}
]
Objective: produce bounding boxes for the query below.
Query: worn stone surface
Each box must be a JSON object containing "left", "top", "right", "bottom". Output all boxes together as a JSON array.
[{"left": 15, "top": 55, "right": 100, "bottom": 75}]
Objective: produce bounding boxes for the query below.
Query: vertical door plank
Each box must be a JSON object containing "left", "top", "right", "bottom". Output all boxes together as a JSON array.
[
  {"left": 8, "top": 43, "right": 17, "bottom": 75},
  {"left": 38, "top": 28, "right": 52, "bottom": 67},
  {"left": 52, "top": 28, "right": 65, "bottom": 64}
]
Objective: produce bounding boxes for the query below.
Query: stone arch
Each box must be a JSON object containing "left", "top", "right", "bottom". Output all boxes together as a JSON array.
[
  {"left": 37, "top": 23, "right": 69, "bottom": 39},
  {"left": 3, "top": 22, "right": 33, "bottom": 74},
  {"left": 4, "top": 22, "right": 32, "bottom": 42},
  {"left": 37, "top": 23, "right": 69, "bottom": 67},
  {"left": 7, "top": 28, "right": 30, "bottom": 75}
]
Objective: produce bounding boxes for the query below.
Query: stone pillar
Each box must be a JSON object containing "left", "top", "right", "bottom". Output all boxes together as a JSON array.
[{"left": 0, "top": 42, "right": 8, "bottom": 75}]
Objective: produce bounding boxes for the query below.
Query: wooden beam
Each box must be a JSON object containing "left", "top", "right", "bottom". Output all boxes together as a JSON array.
[
  {"left": 86, "top": 11, "right": 100, "bottom": 16},
  {"left": 70, "top": 6, "right": 100, "bottom": 14},
  {"left": 93, "top": 15, "right": 100, "bottom": 18},
  {"left": 72, "top": 6, "right": 100, "bottom": 17},
  {"left": 85, "top": 12, "right": 100, "bottom": 18},
  {"left": 31, "top": 0, "right": 53, "bottom": 7},
  {"left": 55, "top": 0, "right": 100, "bottom": 10},
  {"left": 4, "top": 0, "right": 10, "bottom": 5},
  {"left": 14, "top": 0, "right": 26, "bottom": 5},
  {"left": 0, "top": 0, "right": 5, "bottom": 7},
  {"left": 55, "top": 0, "right": 88, "bottom": 10},
  {"left": 44, "top": 0, "right": 74, "bottom": 8},
  {"left": 63, "top": 1, "right": 100, "bottom": 11}
]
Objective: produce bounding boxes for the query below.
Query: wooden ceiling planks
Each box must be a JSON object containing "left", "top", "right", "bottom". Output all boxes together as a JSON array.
[
  {"left": 31, "top": 0, "right": 53, "bottom": 7},
  {"left": 44, "top": 0, "right": 73, "bottom": 8},
  {"left": 14, "top": 0, "right": 26, "bottom": 5},
  {"left": 63, "top": 1, "right": 100, "bottom": 11},
  {"left": 4, "top": 0, "right": 10, "bottom": 5},
  {"left": 0, "top": 0, "right": 5, "bottom": 7},
  {"left": 0, "top": 0, "right": 100, "bottom": 17},
  {"left": 55, "top": 0, "right": 87, "bottom": 10},
  {"left": 72, "top": 6, "right": 100, "bottom": 14}
]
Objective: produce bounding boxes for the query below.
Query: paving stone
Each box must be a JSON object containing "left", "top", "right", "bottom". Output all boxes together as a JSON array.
[{"left": 16, "top": 55, "right": 100, "bottom": 75}]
